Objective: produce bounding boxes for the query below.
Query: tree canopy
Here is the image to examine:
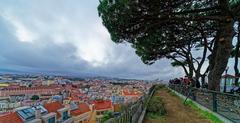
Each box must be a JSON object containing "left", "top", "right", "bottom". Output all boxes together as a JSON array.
[
  {"left": 31, "top": 95, "right": 40, "bottom": 101},
  {"left": 98, "top": 0, "right": 240, "bottom": 90}
]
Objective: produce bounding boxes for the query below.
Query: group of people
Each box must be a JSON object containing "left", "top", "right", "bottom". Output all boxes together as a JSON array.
[
  {"left": 230, "top": 85, "right": 240, "bottom": 94},
  {"left": 169, "top": 76, "right": 201, "bottom": 88},
  {"left": 169, "top": 76, "right": 240, "bottom": 95}
]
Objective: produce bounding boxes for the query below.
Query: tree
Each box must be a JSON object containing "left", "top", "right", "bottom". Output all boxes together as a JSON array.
[
  {"left": 207, "top": 1, "right": 240, "bottom": 90},
  {"left": 101, "top": 111, "right": 114, "bottom": 123},
  {"left": 31, "top": 95, "right": 40, "bottom": 101},
  {"left": 169, "top": 35, "right": 214, "bottom": 85},
  {"left": 98, "top": 0, "right": 240, "bottom": 90}
]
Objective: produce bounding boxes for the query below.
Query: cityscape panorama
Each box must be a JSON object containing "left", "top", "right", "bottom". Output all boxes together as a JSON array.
[{"left": 0, "top": 0, "right": 240, "bottom": 123}]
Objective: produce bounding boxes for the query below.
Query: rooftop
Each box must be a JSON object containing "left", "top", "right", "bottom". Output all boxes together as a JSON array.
[
  {"left": 70, "top": 103, "right": 91, "bottom": 116},
  {"left": 0, "top": 112, "right": 23, "bottom": 123},
  {"left": 92, "top": 100, "right": 112, "bottom": 110},
  {"left": 44, "top": 101, "right": 64, "bottom": 118}
]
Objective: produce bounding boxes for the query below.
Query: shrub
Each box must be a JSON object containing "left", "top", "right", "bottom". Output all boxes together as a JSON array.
[
  {"left": 156, "top": 85, "right": 165, "bottom": 90},
  {"left": 101, "top": 111, "right": 114, "bottom": 123},
  {"left": 31, "top": 95, "right": 39, "bottom": 101},
  {"left": 147, "top": 96, "right": 166, "bottom": 115}
]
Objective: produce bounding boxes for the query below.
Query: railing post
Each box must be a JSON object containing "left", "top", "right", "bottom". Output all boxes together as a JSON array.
[
  {"left": 124, "top": 112, "right": 127, "bottom": 123},
  {"left": 192, "top": 89, "right": 196, "bottom": 101},
  {"left": 116, "top": 115, "right": 119, "bottom": 123},
  {"left": 112, "top": 118, "right": 116, "bottom": 123},
  {"left": 121, "top": 116, "right": 124, "bottom": 123},
  {"left": 127, "top": 110, "right": 130, "bottom": 123},
  {"left": 129, "top": 109, "right": 132, "bottom": 123},
  {"left": 212, "top": 92, "right": 217, "bottom": 112}
]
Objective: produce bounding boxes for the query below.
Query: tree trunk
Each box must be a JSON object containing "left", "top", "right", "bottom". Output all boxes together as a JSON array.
[
  {"left": 208, "top": 21, "right": 233, "bottom": 91},
  {"left": 187, "top": 44, "right": 194, "bottom": 78},
  {"left": 181, "top": 65, "right": 189, "bottom": 77},
  {"left": 195, "top": 33, "right": 208, "bottom": 86},
  {"left": 201, "top": 74, "right": 206, "bottom": 86},
  {"left": 208, "top": 0, "right": 233, "bottom": 91},
  {"left": 201, "top": 66, "right": 209, "bottom": 86},
  {"left": 188, "top": 63, "right": 194, "bottom": 78},
  {"left": 234, "top": 26, "right": 240, "bottom": 86}
]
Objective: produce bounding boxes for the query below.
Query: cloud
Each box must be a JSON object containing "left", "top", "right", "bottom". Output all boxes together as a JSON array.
[
  {"left": 0, "top": 0, "right": 184, "bottom": 80},
  {"left": 2, "top": 13, "right": 37, "bottom": 42}
]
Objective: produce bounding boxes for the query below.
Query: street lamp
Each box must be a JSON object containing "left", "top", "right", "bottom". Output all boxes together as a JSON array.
[{"left": 224, "top": 66, "right": 229, "bottom": 93}]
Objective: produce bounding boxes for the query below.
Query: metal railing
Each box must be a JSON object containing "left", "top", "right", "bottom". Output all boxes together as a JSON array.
[
  {"left": 169, "top": 84, "right": 240, "bottom": 123},
  {"left": 104, "top": 85, "right": 156, "bottom": 123}
]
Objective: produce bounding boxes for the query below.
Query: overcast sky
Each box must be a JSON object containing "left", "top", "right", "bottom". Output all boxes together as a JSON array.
[{"left": 1, "top": 0, "right": 236, "bottom": 80}]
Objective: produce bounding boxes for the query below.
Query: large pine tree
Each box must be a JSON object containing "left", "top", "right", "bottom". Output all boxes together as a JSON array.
[{"left": 98, "top": 0, "right": 240, "bottom": 90}]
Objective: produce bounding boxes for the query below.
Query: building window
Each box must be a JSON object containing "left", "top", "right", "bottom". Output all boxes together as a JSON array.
[
  {"left": 48, "top": 117, "right": 55, "bottom": 123},
  {"left": 62, "top": 111, "right": 68, "bottom": 120},
  {"left": 97, "top": 111, "right": 101, "bottom": 115},
  {"left": 101, "top": 111, "right": 104, "bottom": 115}
]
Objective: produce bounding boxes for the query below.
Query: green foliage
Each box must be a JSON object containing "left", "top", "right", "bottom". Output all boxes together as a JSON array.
[
  {"left": 98, "top": 0, "right": 214, "bottom": 65},
  {"left": 229, "top": 0, "right": 240, "bottom": 7},
  {"left": 166, "top": 89, "right": 172, "bottom": 93},
  {"left": 101, "top": 111, "right": 114, "bottom": 123},
  {"left": 31, "top": 95, "right": 39, "bottom": 101},
  {"left": 95, "top": 97, "right": 104, "bottom": 101},
  {"left": 155, "top": 85, "right": 165, "bottom": 90},
  {"left": 171, "top": 60, "right": 188, "bottom": 67},
  {"left": 231, "top": 48, "right": 240, "bottom": 57},
  {"left": 147, "top": 96, "right": 166, "bottom": 116},
  {"left": 98, "top": 0, "right": 239, "bottom": 91},
  {"left": 185, "top": 100, "right": 224, "bottom": 123},
  {"left": 169, "top": 91, "right": 178, "bottom": 97},
  {"left": 145, "top": 112, "right": 166, "bottom": 122}
]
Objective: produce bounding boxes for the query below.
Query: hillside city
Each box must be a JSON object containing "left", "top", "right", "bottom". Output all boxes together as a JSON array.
[{"left": 0, "top": 74, "right": 157, "bottom": 123}]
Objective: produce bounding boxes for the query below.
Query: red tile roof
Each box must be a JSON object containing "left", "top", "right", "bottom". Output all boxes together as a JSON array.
[
  {"left": 0, "top": 112, "right": 23, "bottom": 123},
  {"left": 70, "top": 103, "right": 91, "bottom": 116},
  {"left": 122, "top": 90, "right": 141, "bottom": 96},
  {"left": 92, "top": 100, "right": 112, "bottom": 110},
  {"left": 44, "top": 102, "right": 64, "bottom": 118},
  {"left": 70, "top": 96, "right": 80, "bottom": 101}
]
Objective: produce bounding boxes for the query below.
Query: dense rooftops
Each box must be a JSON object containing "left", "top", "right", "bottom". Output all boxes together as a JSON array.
[{"left": 92, "top": 100, "right": 112, "bottom": 110}]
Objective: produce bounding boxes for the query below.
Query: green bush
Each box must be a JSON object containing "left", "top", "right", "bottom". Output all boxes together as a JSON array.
[
  {"left": 31, "top": 95, "right": 39, "bottom": 101},
  {"left": 156, "top": 85, "right": 165, "bottom": 90},
  {"left": 147, "top": 96, "right": 166, "bottom": 115},
  {"left": 146, "top": 112, "right": 166, "bottom": 121},
  {"left": 101, "top": 111, "right": 114, "bottom": 123}
]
